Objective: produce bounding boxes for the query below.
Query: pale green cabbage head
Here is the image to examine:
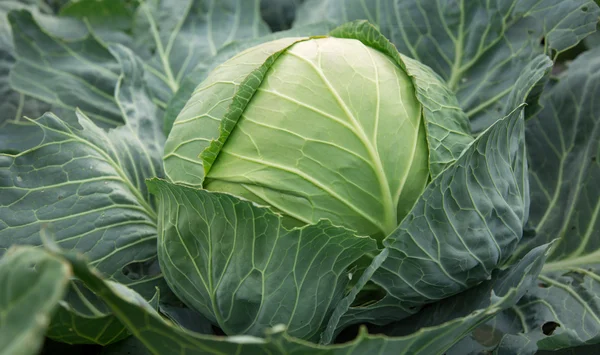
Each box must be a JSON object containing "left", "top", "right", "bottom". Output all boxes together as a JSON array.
[{"left": 164, "top": 33, "right": 470, "bottom": 240}]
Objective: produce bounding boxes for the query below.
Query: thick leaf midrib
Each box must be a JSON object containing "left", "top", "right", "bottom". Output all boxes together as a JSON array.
[
  {"left": 460, "top": 44, "right": 530, "bottom": 108},
  {"left": 164, "top": 1, "right": 193, "bottom": 63},
  {"left": 465, "top": 86, "right": 513, "bottom": 118},
  {"left": 447, "top": 0, "right": 466, "bottom": 90},
  {"left": 542, "top": 250, "right": 600, "bottom": 273},
  {"left": 576, "top": 196, "right": 600, "bottom": 254},
  {"left": 392, "top": 1, "right": 419, "bottom": 60},
  {"left": 142, "top": 3, "right": 178, "bottom": 92},
  {"left": 223, "top": 0, "right": 243, "bottom": 47},
  {"left": 11, "top": 17, "right": 120, "bottom": 82},
  {"left": 205, "top": 2, "right": 218, "bottom": 56},
  {"left": 125, "top": 273, "right": 164, "bottom": 288},
  {"left": 450, "top": 4, "right": 517, "bottom": 94},
  {"left": 13, "top": 94, "right": 24, "bottom": 122},
  {"left": 82, "top": 137, "right": 157, "bottom": 221}
]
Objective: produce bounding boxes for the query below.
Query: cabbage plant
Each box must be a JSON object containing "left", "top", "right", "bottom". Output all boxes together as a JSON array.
[
  {"left": 155, "top": 22, "right": 524, "bottom": 342},
  {"left": 0, "top": 1, "right": 599, "bottom": 355}
]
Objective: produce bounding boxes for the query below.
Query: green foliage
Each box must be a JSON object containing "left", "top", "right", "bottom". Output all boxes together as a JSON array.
[
  {"left": 0, "top": 1, "right": 599, "bottom": 354},
  {"left": 0, "top": 247, "right": 71, "bottom": 355},
  {"left": 2, "top": 241, "right": 550, "bottom": 355}
]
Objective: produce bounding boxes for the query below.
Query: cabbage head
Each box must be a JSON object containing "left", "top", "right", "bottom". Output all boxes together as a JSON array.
[{"left": 163, "top": 22, "right": 472, "bottom": 240}]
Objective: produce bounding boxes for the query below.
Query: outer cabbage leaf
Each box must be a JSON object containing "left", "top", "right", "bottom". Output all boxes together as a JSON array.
[
  {"left": 55, "top": 0, "right": 137, "bottom": 50},
  {"left": 7, "top": 1, "right": 270, "bottom": 130},
  {"left": 294, "top": 0, "right": 600, "bottom": 132},
  {"left": 0, "top": 44, "right": 165, "bottom": 344},
  {"left": 518, "top": 49, "right": 600, "bottom": 276},
  {"left": 0, "top": 247, "right": 71, "bottom": 355},
  {"left": 0, "top": 3, "right": 50, "bottom": 153},
  {"left": 100, "top": 337, "right": 151, "bottom": 355},
  {"left": 148, "top": 178, "right": 378, "bottom": 341},
  {"left": 45, "top": 278, "right": 137, "bottom": 345},
  {"left": 8, "top": 9, "right": 124, "bottom": 128},
  {"left": 584, "top": 28, "right": 600, "bottom": 49},
  {"left": 158, "top": 303, "right": 214, "bottom": 335},
  {"left": 58, "top": 0, "right": 134, "bottom": 29},
  {"left": 49, "top": 241, "right": 550, "bottom": 354},
  {"left": 131, "top": 0, "right": 270, "bottom": 106},
  {"left": 444, "top": 53, "right": 553, "bottom": 355},
  {"left": 475, "top": 44, "right": 600, "bottom": 355}
]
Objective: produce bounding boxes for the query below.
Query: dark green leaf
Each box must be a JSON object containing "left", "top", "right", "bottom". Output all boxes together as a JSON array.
[
  {"left": 375, "top": 244, "right": 551, "bottom": 353},
  {"left": 59, "top": 0, "right": 134, "bottom": 29},
  {"left": 0, "top": 44, "right": 166, "bottom": 344},
  {"left": 0, "top": 247, "right": 71, "bottom": 355},
  {"left": 503, "top": 55, "right": 553, "bottom": 120},
  {"left": 260, "top": 0, "right": 304, "bottom": 31},
  {"left": 494, "top": 46, "right": 600, "bottom": 354},
  {"left": 57, "top": 0, "right": 136, "bottom": 46},
  {"left": 132, "top": 0, "right": 270, "bottom": 106},
  {"left": 8, "top": 9, "right": 123, "bottom": 127},
  {"left": 584, "top": 27, "right": 600, "bottom": 49},
  {"left": 520, "top": 48, "right": 600, "bottom": 272},
  {"left": 50, "top": 243, "right": 549, "bottom": 354},
  {"left": 148, "top": 179, "right": 378, "bottom": 341},
  {"left": 0, "top": 3, "right": 49, "bottom": 153}
]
